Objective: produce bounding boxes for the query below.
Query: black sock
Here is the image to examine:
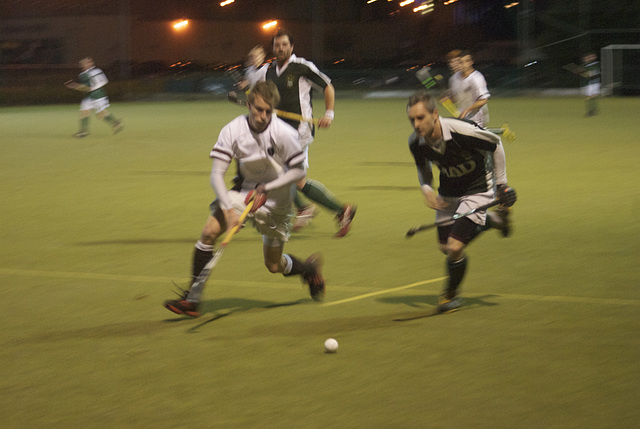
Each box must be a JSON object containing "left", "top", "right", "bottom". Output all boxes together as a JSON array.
[
  {"left": 191, "top": 242, "right": 214, "bottom": 284},
  {"left": 282, "top": 254, "right": 309, "bottom": 277},
  {"left": 445, "top": 256, "right": 467, "bottom": 298}
]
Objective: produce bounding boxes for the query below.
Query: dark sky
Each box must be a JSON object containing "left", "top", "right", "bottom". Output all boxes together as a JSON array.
[{"left": 2, "top": 0, "right": 512, "bottom": 22}]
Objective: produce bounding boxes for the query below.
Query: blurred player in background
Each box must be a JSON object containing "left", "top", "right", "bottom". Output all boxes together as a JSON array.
[
  {"left": 406, "top": 92, "right": 516, "bottom": 313},
  {"left": 246, "top": 29, "right": 356, "bottom": 237},
  {"left": 444, "top": 49, "right": 463, "bottom": 107},
  {"left": 164, "top": 81, "right": 325, "bottom": 317},
  {"left": 581, "top": 52, "right": 601, "bottom": 117},
  {"left": 449, "top": 50, "right": 490, "bottom": 127},
  {"left": 64, "top": 57, "right": 123, "bottom": 138}
]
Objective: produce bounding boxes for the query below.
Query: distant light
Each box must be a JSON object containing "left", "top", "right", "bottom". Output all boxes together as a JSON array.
[
  {"left": 504, "top": 2, "right": 519, "bottom": 8},
  {"left": 414, "top": 1, "right": 434, "bottom": 13},
  {"left": 525, "top": 61, "right": 538, "bottom": 67},
  {"left": 173, "top": 20, "right": 189, "bottom": 30},
  {"left": 220, "top": 0, "right": 235, "bottom": 6},
  {"left": 400, "top": 0, "right": 414, "bottom": 6},
  {"left": 367, "top": 0, "right": 377, "bottom": 3},
  {"left": 262, "top": 20, "right": 278, "bottom": 30},
  {"left": 444, "top": 0, "right": 458, "bottom": 5}
]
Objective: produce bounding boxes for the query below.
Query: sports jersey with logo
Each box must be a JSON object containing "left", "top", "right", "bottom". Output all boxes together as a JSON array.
[
  {"left": 409, "top": 117, "right": 505, "bottom": 197},
  {"left": 210, "top": 114, "right": 305, "bottom": 213}
]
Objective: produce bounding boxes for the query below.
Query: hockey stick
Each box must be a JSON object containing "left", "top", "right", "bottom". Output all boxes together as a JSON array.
[
  {"left": 416, "top": 67, "right": 461, "bottom": 117},
  {"left": 405, "top": 199, "right": 501, "bottom": 238},
  {"left": 562, "top": 62, "right": 587, "bottom": 77},
  {"left": 227, "top": 92, "right": 318, "bottom": 125},
  {"left": 486, "top": 123, "right": 517, "bottom": 143},
  {"left": 188, "top": 200, "right": 254, "bottom": 297}
]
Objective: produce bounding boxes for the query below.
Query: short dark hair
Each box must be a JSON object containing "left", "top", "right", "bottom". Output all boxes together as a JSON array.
[
  {"left": 407, "top": 91, "right": 437, "bottom": 112},
  {"left": 248, "top": 81, "right": 280, "bottom": 108},
  {"left": 272, "top": 28, "right": 293, "bottom": 46}
]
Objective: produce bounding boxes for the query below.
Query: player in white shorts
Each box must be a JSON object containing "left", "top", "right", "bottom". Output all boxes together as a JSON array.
[
  {"left": 164, "top": 81, "right": 325, "bottom": 318},
  {"left": 407, "top": 92, "right": 517, "bottom": 314},
  {"left": 450, "top": 51, "right": 491, "bottom": 127},
  {"left": 581, "top": 52, "right": 600, "bottom": 116},
  {"left": 64, "top": 57, "right": 123, "bottom": 138}
]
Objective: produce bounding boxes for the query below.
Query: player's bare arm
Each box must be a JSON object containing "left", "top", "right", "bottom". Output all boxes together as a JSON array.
[
  {"left": 64, "top": 80, "right": 89, "bottom": 92},
  {"left": 318, "top": 84, "right": 336, "bottom": 128},
  {"left": 460, "top": 98, "right": 488, "bottom": 120}
]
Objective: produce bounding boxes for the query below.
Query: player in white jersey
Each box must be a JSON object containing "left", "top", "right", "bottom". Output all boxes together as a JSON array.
[
  {"left": 246, "top": 29, "right": 356, "bottom": 237},
  {"left": 449, "top": 51, "right": 490, "bottom": 127},
  {"left": 446, "top": 49, "right": 463, "bottom": 106},
  {"left": 164, "top": 81, "right": 325, "bottom": 317},
  {"left": 64, "top": 57, "right": 123, "bottom": 138}
]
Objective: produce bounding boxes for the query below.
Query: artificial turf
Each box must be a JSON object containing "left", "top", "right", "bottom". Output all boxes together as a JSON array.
[{"left": 1, "top": 96, "right": 639, "bottom": 428}]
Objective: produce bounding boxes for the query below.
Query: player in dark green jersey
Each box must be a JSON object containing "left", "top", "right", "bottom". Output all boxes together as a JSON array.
[
  {"left": 64, "top": 57, "right": 123, "bottom": 138},
  {"left": 248, "top": 29, "right": 356, "bottom": 237}
]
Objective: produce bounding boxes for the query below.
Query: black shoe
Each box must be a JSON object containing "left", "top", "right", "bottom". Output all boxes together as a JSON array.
[
  {"left": 164, "top": 299, "right": 200, "bottom": 317},
  {"left": 303, "top": 253, "right": 325, "bottom": 301},
  {"left": 437, "top": 295, "right": 462, "bottom": 314}
]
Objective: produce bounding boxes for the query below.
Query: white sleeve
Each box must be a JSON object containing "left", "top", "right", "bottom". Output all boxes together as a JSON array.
[
  {"left": 475, "top": 73, "right": 490, "bottom": 100},
  {"left": 492, "top": 141, "right": 507, "bottom": 186},
  {"left": 210, "top": 158, "right": 232, "bottom": 210},
  {"left": 264, "top": 165, "right": 305, "bottom": 192}
]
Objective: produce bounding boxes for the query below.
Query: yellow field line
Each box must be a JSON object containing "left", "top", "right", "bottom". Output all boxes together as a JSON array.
[
  {"left": 320, "top": 277, "right": 447, "bottom": 307},
  {"left": 1, "top": 268, "right": 638, "bottom": 307}
]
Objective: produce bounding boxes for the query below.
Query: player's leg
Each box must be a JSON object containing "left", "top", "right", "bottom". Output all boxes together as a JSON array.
[
  {"left": 259, "top": 211, "right": 325, "bottom": 301},
  {"left": 298, "top": 178, "right": 356, "bottom": 237},
  {"left": 277, "top": 249, "right": 325, "bottom": 301},
  {"left": 74, "top": 99, "right": 91, "bottom": 138},
  {"left": 291, "top": 146, "right": 318, "bottom": 231},
  {"left": 436, "top": 217, "right": 477, "bottom": 313},
  {"left": 164, "top": 205, "right": 225, "bottom": 316},
  {"left": 292, "top": 186, "right": 317, "bottom": 231},
  {"left": 483, "top": 206, "right": 512, "bottom": 237},
  {"left": 95, "top": 98, "right": 123, "bottom": 133}
]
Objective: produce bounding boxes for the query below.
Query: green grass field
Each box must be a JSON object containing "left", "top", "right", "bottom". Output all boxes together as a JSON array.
[{"left": 1, "top": 96, "right": 639, "bottom": 428}]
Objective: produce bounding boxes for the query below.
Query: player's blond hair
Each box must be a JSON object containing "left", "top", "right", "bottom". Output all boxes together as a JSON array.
[{"left": 248, "top": 81, "right": 280, "bottom": 108}]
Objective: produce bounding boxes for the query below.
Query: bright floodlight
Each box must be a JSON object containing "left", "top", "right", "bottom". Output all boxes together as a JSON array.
[
  {"left": 220, "top": 0, "right": 235, "bottom": 6},
  {"left": 262, "top": 20, "right": 278, "bottom": 30},
  {"left": 173, "top": 20, "right": 189, "bottom": 30}
]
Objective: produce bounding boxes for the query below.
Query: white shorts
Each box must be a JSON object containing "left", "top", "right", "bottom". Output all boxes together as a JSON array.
[
  {"left": 582, "top": 83, "right": 600, "bottom": 97},
  {"left": 210, "top": 190, "right": 293, "bottom": 247},
  {"left": 436, "top": 191, "right": 495, "bottom": 226},
  {"left": 80, "top": 96, "right": 110, "bottom": 113}
]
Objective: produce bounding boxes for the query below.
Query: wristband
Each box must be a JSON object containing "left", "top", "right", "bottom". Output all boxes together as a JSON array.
[{"left": 324, "top": 110, "right": 335, "bottom": 120}]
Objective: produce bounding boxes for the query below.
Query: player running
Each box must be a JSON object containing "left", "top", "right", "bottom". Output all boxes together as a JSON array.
[
  {"left": 449, "top": 50, "right": 491, "bottom": 127},
  {"left": 164, "top": 81, "right": 325, "bottom": 318},
  {"left": 246, "top": 29, "right": 356, "bottom": 237},
  {"left": 64, "top": 57, "right": 123, "bottom": 138},
  {"left": 406, "top": 92, "right": 516, "bottom": 313}
]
